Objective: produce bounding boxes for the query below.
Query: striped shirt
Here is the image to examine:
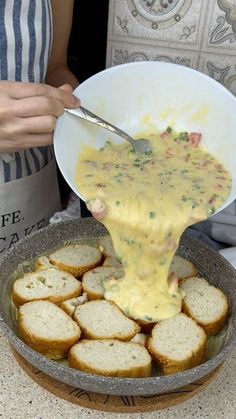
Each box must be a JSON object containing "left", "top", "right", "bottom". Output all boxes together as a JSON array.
[{"left": 0, "top": 0, "right": 54, "bottom": 183}]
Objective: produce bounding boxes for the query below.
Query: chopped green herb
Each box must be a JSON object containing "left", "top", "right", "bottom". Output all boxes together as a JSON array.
[
  {"left": 174, "top": 132, "right": 189, "bottom": 142},
  {"left": 124, "top": 238, "right": 135, "bottom": 246},
  {"left": 144, "top": 315, "right": 153, "bottom": 322},
  {"left": 166, "top": 126, "right": 172, "bottom": 134},
  {"left": 149, "top": 211, "right": 156, "bottom": 219},
  {"left": 116, "top": 200, "right": 120, "bottom": 206},
  {"left": 209, "top": 206, "right": 215, "bottom": 216},
  {"left": 100, "top": 140, "right": 111, "bottom": 151}
]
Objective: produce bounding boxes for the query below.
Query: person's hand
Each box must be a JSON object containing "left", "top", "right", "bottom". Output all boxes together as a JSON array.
[{"left": 0, "top": 81, "right": 80, "bottom": 153}]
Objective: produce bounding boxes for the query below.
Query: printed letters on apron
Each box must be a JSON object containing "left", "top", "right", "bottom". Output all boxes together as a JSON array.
[{"left": 0, "top": 160, "right": 61, "bottom": 255}]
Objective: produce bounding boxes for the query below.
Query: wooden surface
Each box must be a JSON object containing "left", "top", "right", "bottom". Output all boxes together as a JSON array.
[{"left": 12, "top": 348, "right": 221, "bottom": 413}]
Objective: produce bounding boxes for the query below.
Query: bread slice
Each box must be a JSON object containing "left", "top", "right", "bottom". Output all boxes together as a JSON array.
[
  {"left": 12, "top": 268, "right": 82, "bottom": 307},
  {"left": 179, "top": 276, "right": 209, "bottom": 293},
  {"left": 98, "top": 235, "right": 116, "bottom": 258},
  {"left": 19, "top": 300, "right": 81, "bottom": 359},
  {"left": 74, "top": 300, "right": 140, "bottom": 340},
  {"left": 169, "top": 255, "right": 197, "bottom": 279},
  {"left": 59, "top": 293, "right": 88, "bottom": 317},
  {"left": 147, "top": 313, "right": 206, "bottom": 375},
  {"left": 180, "top": 278, "right": 228, "bottom": 335},
  {"left": 68, "top": 339, "right": 152, "bottom": 377},
  {"left": 82, "top": 266, "right": 123, "bottom": 300},
  {"left": 35, "top": 256, "right": 55, "bottom": 271},
  {"left": 49, "top": 244, "right": 102, "bottom": 278},
  {"left": 130, "top": 333, "right": 147, "bottom": 346},
  {"left": 103, "top": 256, "right": 123, "bottom": 269}
]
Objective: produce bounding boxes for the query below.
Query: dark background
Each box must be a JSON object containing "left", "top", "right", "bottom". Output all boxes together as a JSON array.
[
  {"left": 59, "top": 0, "right": 110, "bottom": 216},
  {"left": 68, "top": 0, "right": 110, "bottom": 83}
]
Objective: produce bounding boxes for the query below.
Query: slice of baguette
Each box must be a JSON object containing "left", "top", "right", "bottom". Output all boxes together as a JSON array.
[
  {"left": 98, "top": 235, "right": 116, "bottom": 258},
  {"left": 130, "top": 333, "right": 147, "bottom": 346},
  {"left": 180, "top": 278, "right": 228, "bottom": 335},
  {"left": 49, "top": 244, "right": 102, "bottom": 278},
  {"left": 179, "top": 276, "right": 209, "bottom": 293},
  {"left": 59, "top": 293, "right": 88, "bottom": 317},
  {"left": 147, "top": 313, "right": 206, "bottom": 375},
  {"left": 74, "top": 300, "right": 140, "bottom": 340},
  {"left": 68, "top": 339, "right": 152, "bottom": 377},
  {"left": 82, "top": 266, "right": 123, "bottom": 300},
  {"left": 19, "top": 300, "right": 81, "bottom": 359},
  {"left": 103, "top": 256, "right": 122, "bottom": 269},
  {"left": 35, "top": 256, "right": 55, "bottom": 271},
  {"left": 169, "top": 255, "right": 197, "bottom": 279},
  {"left": 12, "top": 268, "right": 82, "bottom": 307}
]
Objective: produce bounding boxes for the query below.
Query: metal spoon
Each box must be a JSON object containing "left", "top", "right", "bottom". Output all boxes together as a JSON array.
[{"left": 66, "top": 106, "right": 152, "bottom": 155}]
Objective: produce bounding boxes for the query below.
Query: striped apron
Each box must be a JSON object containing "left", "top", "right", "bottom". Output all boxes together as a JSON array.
[{"left": 0, "top": 0, "right": 60, "bottom": 255}]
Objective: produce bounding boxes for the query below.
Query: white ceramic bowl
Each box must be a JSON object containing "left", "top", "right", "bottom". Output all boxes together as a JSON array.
[{"left": 54, "top": 61, "right": 236, "bottom": 213}]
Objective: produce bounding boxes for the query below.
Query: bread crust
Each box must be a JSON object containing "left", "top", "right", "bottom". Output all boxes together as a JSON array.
[
  {"left": 49, "top": 245, "right": 102, "bottom": 278},
  {"left": 182, "top": 299, "right": 228, "bottom": 336},
  {"left": 82, "top": 288, "right": 103, "bottom": 300},
  {"left": 49, "top": 260, "right": 100, "bottom": 278},
  {"left": 68, "top": 340, "right": 151, "bottom": 377},
  {"left": 12, "top": 270, "right": 82, "bottom": 307},
  {"left": 74, "top": 300, "right": 141, "bottom": 340},
  {"left": 18, "top": 302, "right": 81, "bottom": 359},
  {"left": 147, "top": 315, "right": 207, "bottom": 375}
]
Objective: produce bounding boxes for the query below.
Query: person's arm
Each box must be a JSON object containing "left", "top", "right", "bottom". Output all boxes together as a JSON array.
[{"left": 45, "top": 0, "right": 79, "bottom": 89}]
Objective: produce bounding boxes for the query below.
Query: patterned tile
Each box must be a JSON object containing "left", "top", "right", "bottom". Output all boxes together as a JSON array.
[
  {"left": 109, "top": 0, "right": 207, "bottom": 49},
  {"left": 202, "top": 0, "right": 236, "bottom": 54},
  {"left": 106, "top": 40, "right": 199, "bottom": 68},
  {"left": 107, "top": 0, "right": 236, "bottom": 97},
  {"left": 199, "top": 51, "right": 236, "bottom": 95}
]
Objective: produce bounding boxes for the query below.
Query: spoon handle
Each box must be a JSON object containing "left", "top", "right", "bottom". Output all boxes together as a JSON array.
[{"left": 66, "top": 106, "right": 136, "bottom": 150}]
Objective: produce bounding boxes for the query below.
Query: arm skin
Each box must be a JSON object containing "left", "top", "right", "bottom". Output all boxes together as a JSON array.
[
  {"left": 0, "top": 0, "right": 80, "bottom": 153},
  {"left": 45, "top": 0, "right": 79, "bottom": 89}
]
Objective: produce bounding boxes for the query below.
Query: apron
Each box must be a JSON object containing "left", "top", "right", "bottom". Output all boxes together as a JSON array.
[{"left": 0, "top": 160, "right": 61, "bottom": 255}]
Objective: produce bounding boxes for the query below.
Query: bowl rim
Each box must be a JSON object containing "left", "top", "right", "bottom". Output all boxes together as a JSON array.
[
  {"left": 54, "top": 60, "right": 236, "bottom": 215},
  {"left": 0, "top": 218, "right": 236, "bottom": 395}
]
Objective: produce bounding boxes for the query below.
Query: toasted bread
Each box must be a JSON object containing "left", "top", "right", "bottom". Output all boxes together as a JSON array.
[
  {"left": 147, "top": 313, "right": 206, "bottom": 375},
  {"left": 68, "top": 339, "right": 151, "bottom": 377},
  {"left": 74, "top": 300, "right": 140, "bottom": 340},
  {"left": 179, "top": 276, "right": 209, "bottom": 292},
  {"left": 130, "top": 333, "right": 147, "bottom": 346},
  {"left": 49, "top": 244, "right": 102, "bottom": 278},
  {"left": 59, "top": 293, "right": 88, "bottom": 317},
  {"left": 98, "top": 235, "right": 116, "bottom": 258},
  {"left": 82, "top": 266, "right": 123, "bottom": 300},
  {"left": 19, "top": 300, "right": 81, "bottom": 359},
  {"left": 12, "top": 268, "right": 82, "bottom": 307},
  {"left": 103, "top": 256, "right": 122, "bottom": 269},
  {"left": 35, "top": 256, "right": 55, "bottom": 271},
  {"left": 169, "top": 255, "right": 197, "bottom": 279},
  {"left": 180, "top": 277, "right": 228, "bottom": 335}
]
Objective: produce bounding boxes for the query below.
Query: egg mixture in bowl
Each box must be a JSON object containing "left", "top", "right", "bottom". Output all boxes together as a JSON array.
[{"left": 76, "top": 129, "right": 231, "bottom": 323}]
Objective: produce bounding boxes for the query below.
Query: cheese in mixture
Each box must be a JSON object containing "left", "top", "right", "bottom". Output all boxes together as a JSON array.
[{"left": 76, "top": 130, "right": 231, "bottom": 322}]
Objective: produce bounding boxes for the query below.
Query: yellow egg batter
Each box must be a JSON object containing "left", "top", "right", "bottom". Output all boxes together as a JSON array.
[{"left": 76, "top": 130, "right": 231, "bottom": 322}]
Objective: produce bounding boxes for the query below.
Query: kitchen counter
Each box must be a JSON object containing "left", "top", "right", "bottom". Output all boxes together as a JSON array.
[{"left": 0, "top": 330, "right": 236, "bottom": 419}]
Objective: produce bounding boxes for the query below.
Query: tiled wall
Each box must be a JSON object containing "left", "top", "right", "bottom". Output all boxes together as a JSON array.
[{"left": 106, "top": 0, "right": 236, "bottom": 95}]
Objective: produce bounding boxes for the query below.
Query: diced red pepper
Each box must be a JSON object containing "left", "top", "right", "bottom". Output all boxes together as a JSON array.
[{"left": 189, "top": 132, "right": 201, "bottom": 147}]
